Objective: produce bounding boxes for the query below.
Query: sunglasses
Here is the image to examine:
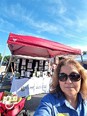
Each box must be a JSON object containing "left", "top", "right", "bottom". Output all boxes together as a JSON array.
[{"left": 58, "top": 72, "right": 81, "bottom": 82}]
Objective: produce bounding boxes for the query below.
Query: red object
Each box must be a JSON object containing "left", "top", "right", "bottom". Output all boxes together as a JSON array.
[
  {"left": 0, "top": 92, "right": 26, "bottom": 116},
  {"left": 7, "top": 33, "right": 81, "bottom": 58}
]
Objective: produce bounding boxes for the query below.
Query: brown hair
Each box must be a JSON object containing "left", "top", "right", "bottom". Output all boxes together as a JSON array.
[{"left": 50, "top": 58, "right": 87, "bottom": 99}]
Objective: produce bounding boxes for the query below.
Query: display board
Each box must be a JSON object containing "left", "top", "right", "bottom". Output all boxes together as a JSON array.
[
  {"left": 10, "top": 76, "right": 51, "bottom": 97},
  {"left": 14, "top": 58, "right": 49, "bottom": 79}
]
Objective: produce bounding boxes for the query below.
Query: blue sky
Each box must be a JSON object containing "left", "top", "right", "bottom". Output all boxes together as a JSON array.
[{"left": 0, "top": 0, "right": 87, "bottom": 56}]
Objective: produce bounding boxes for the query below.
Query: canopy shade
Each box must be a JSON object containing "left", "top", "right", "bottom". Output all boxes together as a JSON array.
[{"left": 7, "top": 33, "right": 81, "bottom": 58}]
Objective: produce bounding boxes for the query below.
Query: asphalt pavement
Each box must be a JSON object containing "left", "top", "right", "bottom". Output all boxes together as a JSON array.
[{"left": 23, "top": 93, "right": 46, "bottom": 116}]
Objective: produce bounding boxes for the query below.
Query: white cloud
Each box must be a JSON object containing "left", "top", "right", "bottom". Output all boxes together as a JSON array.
[
  {"left": 76, "top": 17, "right": 87, "bottom": 32},
  {"left": 0, "top": 17, "right": 15, "bottom": 33},
  {"left": 46, "top": 0, "right": 67, "bottom": 15},
  {"left": 64, "top": 33, "right": 87, "bottom": 42},
  {"left": 0, "top": 1, "right": 68, "bottom": 35},
  {"left": 70, "top": 44, "right": 87, "bottom": 52},
  {"left": 57, "top": 0, "right": 67, "bottom": 14},
  {"left": 2, "top": 3, "right": 26, "bottom": 18},
  {"left": 0, "top": 29, "right": 9, "bottom": 33},
  {"left": 59, "top": 6, "right": 67, "bottom": 14},
  {"left": 0, "top": 0, "right": 87, "bottom": 46}
]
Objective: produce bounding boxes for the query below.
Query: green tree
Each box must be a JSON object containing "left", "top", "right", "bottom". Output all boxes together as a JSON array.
[
  {"left": 83, "top": 51, "right": 87, "bottom": 55},
  {"left": 3, "top": 55, "right": 10, "bottom": 62},
  {"left": 0, "top": 53, "right": 2, "bottom": 62}
]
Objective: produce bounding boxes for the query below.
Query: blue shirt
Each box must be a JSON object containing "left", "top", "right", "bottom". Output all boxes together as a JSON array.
[{"left": 34, "top": 93, "right": 87, "bottom": 116}]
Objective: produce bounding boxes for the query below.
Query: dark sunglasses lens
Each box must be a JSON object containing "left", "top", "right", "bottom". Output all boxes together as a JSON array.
[
  {"left": 69, "top": 73, "right": 81, "bottom": 81},
  {"left": 59, "top": 73, "right": 67, "bottom": 81}
]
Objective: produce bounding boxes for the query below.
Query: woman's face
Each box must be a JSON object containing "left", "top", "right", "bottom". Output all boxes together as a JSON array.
[{"left": 59, "top": 64, "right": 81, "bottom": 98}]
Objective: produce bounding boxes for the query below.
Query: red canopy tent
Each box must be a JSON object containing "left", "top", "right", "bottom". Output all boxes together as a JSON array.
[{"left": 7, "top": 33, "right": 81, "bottom": 58}]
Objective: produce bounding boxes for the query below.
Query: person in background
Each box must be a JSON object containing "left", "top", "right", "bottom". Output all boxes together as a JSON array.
[
  {"left": 51, "top": 63, "right": 57, "bottom": 76},
  {"left": 34, "top": 58, "right": 87, "bottom": 116},
  {"left": 47, "top": 71, "right": 51, "bottom": 77}
]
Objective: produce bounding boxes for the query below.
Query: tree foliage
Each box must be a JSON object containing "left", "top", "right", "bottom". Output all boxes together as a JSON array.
[
  {"left": 3, "top": 55, "right": 10, "bottom": 62},
  {"left": 0, "top": 53, "right": 10, "bottom": 65},
  {"left": 83, "top": 51, "right": 87, "bottom": 55},
  {"left": 0, "top": 53, "right": 2, "bottom": 62}
]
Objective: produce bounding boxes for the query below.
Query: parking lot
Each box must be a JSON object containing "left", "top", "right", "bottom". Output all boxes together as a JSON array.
[{"left": 20, "top": 93, "right": 46, "bottom": 116}]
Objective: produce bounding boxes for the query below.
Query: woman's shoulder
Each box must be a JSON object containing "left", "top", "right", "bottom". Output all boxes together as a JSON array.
[
  {"left": 42, "top": 93, "right": 58, "bottom": 100},
  {"left": 41, "top": 93, "right": 65, "bottom": 106}
]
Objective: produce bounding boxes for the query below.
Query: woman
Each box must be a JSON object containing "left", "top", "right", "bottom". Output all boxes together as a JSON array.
[{"left": 34, "top": 58, "right": 87, "bottom": 116}]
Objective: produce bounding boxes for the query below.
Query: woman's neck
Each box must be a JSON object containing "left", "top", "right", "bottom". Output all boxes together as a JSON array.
[{"left": 65, "top": 94, "right": 78, "bottom": 109}]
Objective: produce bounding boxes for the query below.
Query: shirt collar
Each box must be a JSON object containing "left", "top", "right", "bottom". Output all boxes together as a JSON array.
[{"left": 54, "top": 92, "right": 83, "bottom": 107}]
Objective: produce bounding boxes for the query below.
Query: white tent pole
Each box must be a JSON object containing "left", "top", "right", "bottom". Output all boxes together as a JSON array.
[
  {"left": 2, "top": 55, "right": 12, "bottom": 80},
  {"left": 0, "top": 43, "right": 7, "bottom": 67}
]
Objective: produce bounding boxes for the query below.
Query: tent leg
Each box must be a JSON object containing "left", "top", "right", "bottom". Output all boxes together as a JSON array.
[
  {"left": 2, "top": 55, "right": 13, "bottom": 79},
  {"left": 80, "top": 54, "right": 83, "bottom": 64}
]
